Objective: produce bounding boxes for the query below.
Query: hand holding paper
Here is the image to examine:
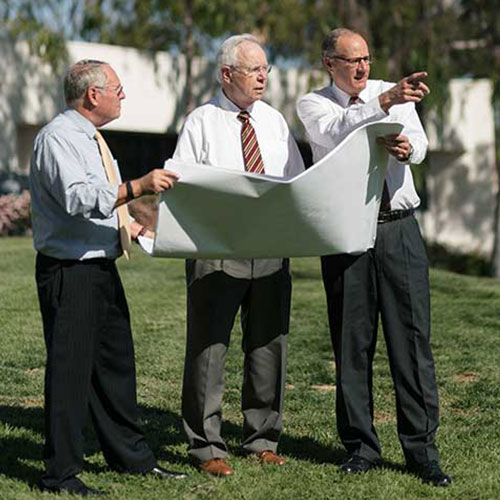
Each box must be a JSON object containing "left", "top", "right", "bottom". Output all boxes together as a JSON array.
[{"left": 151, "top": 121, "right": 403, "bottom": 259}]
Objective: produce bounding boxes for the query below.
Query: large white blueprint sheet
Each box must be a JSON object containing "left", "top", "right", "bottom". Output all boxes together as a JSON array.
[{"left": 152, "top": 121, "right": 403, "bottom": 258}]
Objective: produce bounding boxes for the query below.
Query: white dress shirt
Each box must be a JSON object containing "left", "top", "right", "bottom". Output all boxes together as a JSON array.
[
  {"left": 174, "top": 89, "right": 305, "bottom": 281},
  {"left": 296, "top": 80, "right": 428, "bottom": 210}
]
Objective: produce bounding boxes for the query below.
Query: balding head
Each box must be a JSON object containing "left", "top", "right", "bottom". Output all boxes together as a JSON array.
[
  {"left": 321, "top": 28, "right": 367, "bottom": 58},
  {"left": 64, "top": 59, "right": 109, "bottom": 107}
]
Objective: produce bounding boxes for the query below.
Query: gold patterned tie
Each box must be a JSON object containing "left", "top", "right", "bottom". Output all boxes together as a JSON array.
[
  {"left": 95, "top": 130, "right": 131, "bottom": 259},
  {"left": 237, "top": 111, "right": 265, "bottom": 174},
  {"left": 349, "top": 96, "right": 391, "bottom": 211}
]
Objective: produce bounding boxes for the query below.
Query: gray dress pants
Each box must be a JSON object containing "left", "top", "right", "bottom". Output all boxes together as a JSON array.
[{"left": 181, "top": 264, "right": 291, "bottom": 462}]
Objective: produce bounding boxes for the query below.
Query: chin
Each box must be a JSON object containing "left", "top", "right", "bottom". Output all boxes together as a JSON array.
[{"left": 355, "top": 78, "right": 368, "bottom": 89}]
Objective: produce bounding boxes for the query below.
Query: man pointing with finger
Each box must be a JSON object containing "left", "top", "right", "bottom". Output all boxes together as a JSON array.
[{"left": 297, "top": 28, "right": 451, "bottom": 486}]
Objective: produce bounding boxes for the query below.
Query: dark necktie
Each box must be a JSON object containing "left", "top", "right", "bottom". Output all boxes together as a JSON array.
[
  {"left": 349, "top": 95, "right": 391, "bottom": 212},
  {"left": 237, "top": 111, "right": 265, "bottom": 174}
]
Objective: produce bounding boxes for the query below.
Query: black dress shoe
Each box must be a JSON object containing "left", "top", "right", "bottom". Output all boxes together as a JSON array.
[
  {"left": 340, "top": 455, "right": 376, "bottom": 474},
  {"left": 35, "top": 476, "right": 107, "bottom": 496},
  {"left": 408, "top": 460, "right": 452, "bottom": 487},
  {"left": 144, "top": 466, "right": 187, "bottom": 479}
]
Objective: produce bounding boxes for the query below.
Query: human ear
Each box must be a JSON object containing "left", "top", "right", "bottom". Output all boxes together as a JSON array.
[
  {"left": 221, "top": 67, "right": 232, "bottom": 84},
  {"left": 323, "top": 56, "right": 334, "bottom": 73},
  {"left": 87, "top": 86, "right": 100, "bottom": 107}
]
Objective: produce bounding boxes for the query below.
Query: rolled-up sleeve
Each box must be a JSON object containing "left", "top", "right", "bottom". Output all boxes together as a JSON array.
[
  {"left": 399, "top": 103, "right": 428, "bottom": 165},
  {"left": 35, "top": 133, "right": 118, "bottom": 219},
  {"left": 297, "top": 92, "right": 387, "bottom": 150}
]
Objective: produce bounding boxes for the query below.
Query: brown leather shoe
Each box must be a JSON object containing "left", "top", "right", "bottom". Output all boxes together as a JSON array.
[
  {"left": 258, "top": 450, "right": 286, "bottom": 466},
  {"left": 199, "top": 458, "right": 234, "bottom": 477}
]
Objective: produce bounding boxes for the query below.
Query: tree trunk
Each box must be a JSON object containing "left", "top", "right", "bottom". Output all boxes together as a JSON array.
[
  {"left": 489, "top": 95, "right": 500, "bottom": 276},
  {"left": 184, "top": 0, "right": 195, "bottom": 113}
]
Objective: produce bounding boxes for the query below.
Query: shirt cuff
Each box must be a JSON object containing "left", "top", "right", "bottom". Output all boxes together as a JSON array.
[{"left": 370, "top": 96, "right": 390, "bottom": 118}]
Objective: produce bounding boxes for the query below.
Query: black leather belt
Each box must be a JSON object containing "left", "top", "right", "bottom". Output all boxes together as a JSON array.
[
  {"left": 377, "top": 208, "right": 415, "bottom": 224},
  {"left": 38, "top": 253, "right": 116, "bottom": 268}
]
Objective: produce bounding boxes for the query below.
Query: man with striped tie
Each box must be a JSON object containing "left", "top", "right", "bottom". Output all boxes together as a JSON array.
[
  {"left": 296, "top": 28, "right": 451, "bottom": 486},
  {"left": 30, "top": 59, "right": 185, "bottom": 496},
  {"left": 173, "top": 34, "right": 304, "bottom": 477}
]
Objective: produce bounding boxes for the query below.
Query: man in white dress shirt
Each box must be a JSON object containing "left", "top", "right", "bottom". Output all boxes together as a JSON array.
[
  {"left": 173, "top": 34, "right": 304, "bottom": 477},
  {"left": 297, "top": 28, "right": 451, "bottom": 487}
]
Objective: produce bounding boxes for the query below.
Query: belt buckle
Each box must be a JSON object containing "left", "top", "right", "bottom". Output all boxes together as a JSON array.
[{"left": 377, "top": 208, "right": 413, "bottom": 224}]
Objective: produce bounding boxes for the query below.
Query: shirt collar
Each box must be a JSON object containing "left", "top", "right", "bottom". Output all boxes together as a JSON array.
[
  {"left": 330, "top": 80, "right": 370, "bottom": 107},
  {"left": 63, "top": 107, "right": 97, "bottom": 139},
  {"left": 218, "top": 89, "right": 258, "bottom": 120}
]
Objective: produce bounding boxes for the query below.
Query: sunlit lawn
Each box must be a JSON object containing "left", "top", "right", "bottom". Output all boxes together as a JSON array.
[{"left": 1, "top": 236, "right": 499, "bottom": 499}]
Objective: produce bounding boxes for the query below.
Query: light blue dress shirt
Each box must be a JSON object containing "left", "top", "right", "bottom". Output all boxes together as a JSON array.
[{"left": 30, "top": 108, "right": 122, "bottom": 260}]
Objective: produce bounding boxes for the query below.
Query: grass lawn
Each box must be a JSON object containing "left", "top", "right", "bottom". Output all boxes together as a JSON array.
[{"left": 1, "top": 236, "right": 499, "bottom": 499}]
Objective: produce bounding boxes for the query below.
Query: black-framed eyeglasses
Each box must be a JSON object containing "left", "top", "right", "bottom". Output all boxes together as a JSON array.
[
  {"left": 229, "top": 64, "right": 272, "bottom": 77},
  {"left": 332, "top": 55, "right": 373, "bottom": 66}
]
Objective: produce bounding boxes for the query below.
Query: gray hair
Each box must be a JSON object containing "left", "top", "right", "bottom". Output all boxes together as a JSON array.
[
  {"left": 216, "top": 34, "right": 265, "bottom": 83},
  {"left": 64, "top": 59, "right": 109, "bottom": 106},
  {"left": 322, "top": 28, "right": 365, "bottom": 58}
]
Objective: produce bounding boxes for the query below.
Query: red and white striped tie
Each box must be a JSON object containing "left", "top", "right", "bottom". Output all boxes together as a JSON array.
[{"left": 237, "top": 111, "right": 265, "bottom": 174}]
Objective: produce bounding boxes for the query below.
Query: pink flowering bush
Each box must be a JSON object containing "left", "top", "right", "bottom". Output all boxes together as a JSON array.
[{"left": 0, "top": 190, "right": 32, "bottom": 236}]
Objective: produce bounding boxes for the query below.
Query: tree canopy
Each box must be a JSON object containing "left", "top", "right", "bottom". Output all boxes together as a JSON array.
[{"left": 2, "top": 0, "right": 500, "bottom": 271}]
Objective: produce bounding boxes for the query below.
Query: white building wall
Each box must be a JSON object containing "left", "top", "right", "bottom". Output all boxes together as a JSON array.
[
  {"left": 0, "top": 40, "right": 497, "bottom": 258},
  {"left": 422, "top": 79, "right": 497, "bottom": 257},
  {"left": 0, "top": 39, "right": 320, "bottom": 175}
]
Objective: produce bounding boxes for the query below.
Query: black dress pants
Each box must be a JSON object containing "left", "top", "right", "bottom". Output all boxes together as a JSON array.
[
  {"left": 35, "top": 253, "right": 155, "bottom": 488},
  {"left": 321, "top": 215, "right": 440, "bottom": 465}
]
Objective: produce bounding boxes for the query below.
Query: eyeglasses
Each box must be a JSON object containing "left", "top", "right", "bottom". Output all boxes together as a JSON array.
[
  {"left": 331, "top": 55, "right": 373, "bottom": 66},
  {"left": 94, "top": 83, "right": 124, "bottom": 96},
  {"left": 229, "top": 64, "right": 272, "bottom": 77}
]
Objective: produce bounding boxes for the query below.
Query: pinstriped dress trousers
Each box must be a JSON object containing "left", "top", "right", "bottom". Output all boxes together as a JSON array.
[{"left": 35, "top": 253, "right": 156, "bottom": 489}]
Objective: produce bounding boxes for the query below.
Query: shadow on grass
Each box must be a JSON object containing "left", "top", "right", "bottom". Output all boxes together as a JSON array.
[
  {"left": 141, "top": 404, "right": 346, "bottom": 467},
  {"left": 137, "top": 405, "right": 188, "bottom": 466},
  {"left": 0, "top": 404, "right": 189, "bottom": 484},
  {"left": 278, "top": 433, "right": 346, "bottom": 465},
  {"left": 0, "top": 402, "right": 347, "bottom": 484},
  {"left": 0, "top": 405, "right": 44, "bottom": 485},
  {"left": 377, "top": 459, "right": 407, "bottom": 474}
]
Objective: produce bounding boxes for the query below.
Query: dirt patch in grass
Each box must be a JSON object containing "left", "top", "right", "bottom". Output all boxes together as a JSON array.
[
  {"left": 374, "top": 409, "right": 396, "bottom": 424},
  {"left": 450, "top": 407, "right": 479, "bottom": 417},
  {"left": 23, "top": 397, "right": 43, "bottom": 407},
  {"left": 311, "top": 384, "right": 335, "bottom": 392},
  {"left": 453, "top": 372, "right": 480, "bottom": 383},
  {"left": 24, "top": 368, "right": 42, "bottom": 376}
]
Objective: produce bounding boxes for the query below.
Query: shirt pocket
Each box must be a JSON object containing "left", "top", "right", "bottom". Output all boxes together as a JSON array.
[{"left": 259, "top": 138, "right": 289, "bottom": 177}]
